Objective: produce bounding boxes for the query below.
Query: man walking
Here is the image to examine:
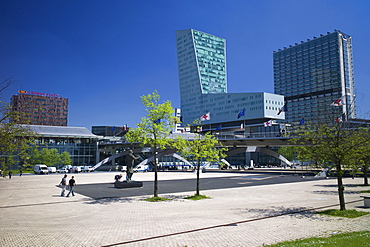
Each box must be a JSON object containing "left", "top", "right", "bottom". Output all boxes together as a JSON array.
[
  {"left": 59, "top": 174, "right": 67, "bottom": 196},
  {"left": 66, "top": 176, "right": 76, "bottom": 197}
]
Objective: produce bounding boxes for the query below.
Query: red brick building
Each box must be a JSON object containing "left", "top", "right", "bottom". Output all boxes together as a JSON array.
[{"left": 11, "top": 90, "right": 68, "bottom": 126}]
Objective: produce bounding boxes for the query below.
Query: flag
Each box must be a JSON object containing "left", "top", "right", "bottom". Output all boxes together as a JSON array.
[
  {"left": 216, "top": 124, "right": 222, "bottom": 130},
  {"left": 240, "top": 123, "right": 244, "bottom": 130},
  {"left": 264, "top": 120, "right": 273, "bottom": 127},
  {"left": 299, "top": 118, "right": 305, "bottom": 125},
  {"left": 277, "top": 102, "right": 288, "bottom": 115},
  {"left": 111, "top": 126, "right": 115, "bottom": 132},
  {"left": 335, "top": 113, "right": 346, "bottom": 122},
  {"left": 122, "top": 124, "right": 127, "bottom": 131},
  {"left": 237, "top": 108, "right": 245, "bottom": 119},
  {"left": 200, "top": 112, "right": 210, "bottom": 121},
  {"left": 331, "top": 97, "right": 345, "bottom": 106}
]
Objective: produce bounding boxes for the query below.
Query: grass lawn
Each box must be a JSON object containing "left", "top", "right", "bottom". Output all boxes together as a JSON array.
[
  {"left": 316, "top": 209, "right": 370, "bottom": 218},
  {"left": 184, "top": 194, "right": 210, "bottom": 200},
  {"left": 143, "top": 197, "right": 171, "bottom": 202},
  {"left": 267, "top": 231, "right": 370, "bottom": 247}
]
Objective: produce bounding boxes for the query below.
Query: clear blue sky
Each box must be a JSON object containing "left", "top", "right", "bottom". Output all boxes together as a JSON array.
[{"left": 1, "top": 0, "right": 370, "bottom": 129}]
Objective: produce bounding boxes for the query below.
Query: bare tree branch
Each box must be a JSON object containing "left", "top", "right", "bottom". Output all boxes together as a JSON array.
[{"left": 0, "top": 76, "right": 16, "bottom": 94}]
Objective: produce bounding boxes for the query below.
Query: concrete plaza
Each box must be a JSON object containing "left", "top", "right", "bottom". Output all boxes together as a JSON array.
[{"left": 0, "top": 170, "right": 369, "bottom": 247}]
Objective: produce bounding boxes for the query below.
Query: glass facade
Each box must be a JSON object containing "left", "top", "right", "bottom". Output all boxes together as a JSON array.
[
  {"left": 192, "top": 30, "right": 227, "bottom": 94},
  {"left": 176, "top": 29, "right": 227, "bottom": 125},
  {"left": 25, "top": 125, "right": 99, "bottom": 167},
  {"left": 176, "top": 29, "right": 285, "bottom": 126},
  {"left": 273, "top": 30, "right": 356, "bottom": 124}
]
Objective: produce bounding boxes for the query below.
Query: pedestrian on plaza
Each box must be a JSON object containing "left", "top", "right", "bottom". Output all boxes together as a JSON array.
[
  {"left": 114, "top": 174, "right": 122, "bottom": 182},
  {"left": 19, "top": 169, "right": 22, "bottom": 177},
  {"left": 8, "top": 171, "right": 12, "bottom": 179},
  {"left": 59, "top": 174, "right": 68, "bottom": 196},
  {"left": 66, "top": 176, "right": 76, "bottom": 197}
]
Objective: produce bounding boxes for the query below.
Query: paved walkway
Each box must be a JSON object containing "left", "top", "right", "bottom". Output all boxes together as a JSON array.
[{"left": 0, "top": 171, "right": 369, "bottom": 247}]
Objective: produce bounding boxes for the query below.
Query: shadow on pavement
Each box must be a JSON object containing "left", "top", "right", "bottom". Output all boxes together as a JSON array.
[{"left": 75, "top": 176, "right": 320, "bottom": 201}]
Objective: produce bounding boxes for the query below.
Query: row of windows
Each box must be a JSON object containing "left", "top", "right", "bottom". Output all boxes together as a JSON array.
[
  {"left": 274, "top": 51, "right": 339, "bottom": 63},
  {"left": 265, "top": 100, "right": 283, "bottom": 105},
  {"left": 24, "top": 97, "right": 65, "bottom": 103},
  {"left": 265, "top": 106, "right": 284, "bottom": 111}
]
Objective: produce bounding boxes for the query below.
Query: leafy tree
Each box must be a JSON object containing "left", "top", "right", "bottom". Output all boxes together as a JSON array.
[
  {"left": 349, "top": 129, "right": 370, "bottom": 186},
  {"left": 278, "top": 146, "right": 298, "bottom": 164},
  {"left": 0, "top": 77, "right": 36, "bottom": 176},
  {"left": 174, "top": 132, "right": 227, "bottom": 196},
  {"left": 291, "top": 120, "right": 368, "bottom": 210},
  {"left": 29, "top": 148, "right": 72, "bottom": 167},
  {"left": 125, "top": 91, "right": 177, "bottom": 198},
  {"left": 60, "top": 151, "right": 72, "bottom": 167}
]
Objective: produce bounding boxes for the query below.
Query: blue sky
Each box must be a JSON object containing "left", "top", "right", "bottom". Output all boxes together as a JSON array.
[{"left": 1, "top": 0, "right": 370, "bottom": 129}]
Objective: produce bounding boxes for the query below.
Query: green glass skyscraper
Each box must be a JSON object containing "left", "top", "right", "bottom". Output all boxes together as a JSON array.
[
  {"left": 176, "top": 29, "right": 285, "bottom": 128},
  {"left": 273, "top": 30, "right": 356, "bottom": 124},
  {"left": 176, "top": 29, "right": 227, "bottom": 124}
]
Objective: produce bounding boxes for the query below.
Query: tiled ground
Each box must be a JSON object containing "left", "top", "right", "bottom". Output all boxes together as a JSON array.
[{"left": 0, "top": 171, "right": 369, "bottom": 247}]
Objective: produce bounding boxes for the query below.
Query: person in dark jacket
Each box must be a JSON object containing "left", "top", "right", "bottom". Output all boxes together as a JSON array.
[{"left": 66, "top": 176, "right": 76, "bottom": 197}]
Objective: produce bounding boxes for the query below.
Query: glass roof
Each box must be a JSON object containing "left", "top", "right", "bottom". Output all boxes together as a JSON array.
[{"left": 20, "top": 125, "right": 100, "bottom": 138}]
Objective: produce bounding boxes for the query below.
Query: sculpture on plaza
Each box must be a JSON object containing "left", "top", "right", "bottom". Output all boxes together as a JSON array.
[
  {"left": 114, "top": 149, "right": 142, "bottom": 188},
  {"left": 125, "top": 149, "right": 140, "bottom": 181}
]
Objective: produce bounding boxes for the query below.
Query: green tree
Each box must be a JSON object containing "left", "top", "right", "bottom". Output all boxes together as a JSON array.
[
  {"left": 291, "top": 121, "right": 368, "bottom": 210},
  {"left": 125, "top": 91, "right": 177, "bottom": 198},
  {"left": 278, "top": 146, "right": 298, "bottom": 164},
  {"left": 349, "top": 129, "right": 370, "bottom": 186},
  {"left": 0, "top": 77, "right": 36, "bottom": 175},
  {"left": 60, "top": 151, "right": 72, "bottom": 167},
  {"left": 174, "top": 132, "right": 227, "bottom": 196},
  {"left": 30, "top": 148, "right": 62, "bottom": 167}
]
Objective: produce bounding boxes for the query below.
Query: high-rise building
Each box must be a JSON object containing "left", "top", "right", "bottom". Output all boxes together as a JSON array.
[
  {"left": 176, "top": 29, "right": 285, "bottom": 127},
  {"left": 11, "top": 90, "right": 68, "bottom": 126},
  {"left": 273, "top": 30, "right": 356, "bottom": 124},
  {"left": 176, "top": 29, "right": 227, "bottom": 124}
]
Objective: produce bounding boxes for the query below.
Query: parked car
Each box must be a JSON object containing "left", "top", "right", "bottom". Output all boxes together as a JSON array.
[
  {"left": 57, "top": 167, "right": 69, "bottom": 173},
  {"left": 133, "top": 165, "right": 150, "bottom": 172},
  {"left": 71, "top": 166, "right": 82, "bottom": 173},
  {"left": 34, "top": 164, "right": 49, "bottom": 174},
  {"left": 81, "top": 166, "right": 93, "bottom": 172},
  {"left": 47, "top": 167, "right": 57, "bottom": 173}
]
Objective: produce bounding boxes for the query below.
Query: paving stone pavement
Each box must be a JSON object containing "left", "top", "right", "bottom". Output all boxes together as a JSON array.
[{"left": 0, "top": 171, "right": 369, "bottom": 247}]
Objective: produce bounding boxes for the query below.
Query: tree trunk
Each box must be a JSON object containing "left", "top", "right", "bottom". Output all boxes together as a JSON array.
[
  {"left": 336, "top": 163, "right": 346, "bottom": 210},
  {"left": 364, "top": 163, "right": 369, "bottom": 186},
  {"left": 153, "top": 146, "right": 158, "bottom": 197},
  {"left": 196, "top": 159, "right": 200, "bottom": 196}
]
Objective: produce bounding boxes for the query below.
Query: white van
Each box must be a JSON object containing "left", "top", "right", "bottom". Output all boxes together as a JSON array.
[
  {"left": 133, "top": 165, "right": 150, "bottom": 172},
  {"left": 34, "top": 164, "right": 49, "bottom": 174}
]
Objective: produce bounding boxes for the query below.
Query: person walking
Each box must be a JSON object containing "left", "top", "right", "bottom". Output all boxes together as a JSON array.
[
  {"left": 66, "top": 176, "right": 76, "bottom": 197},
  {"left": 19, "top": 169, "right": 22, "bottom": 177},
  {"left": 59, "top": 174, "right": 67, "bottom": 196},
  {"left": 8, "top": 171, "right": 12, "bottom": 179}
]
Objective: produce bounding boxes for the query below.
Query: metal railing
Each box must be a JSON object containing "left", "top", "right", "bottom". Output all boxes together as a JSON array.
[{"left": 214, "top": 131, "right": 290, "bottom": 140}]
